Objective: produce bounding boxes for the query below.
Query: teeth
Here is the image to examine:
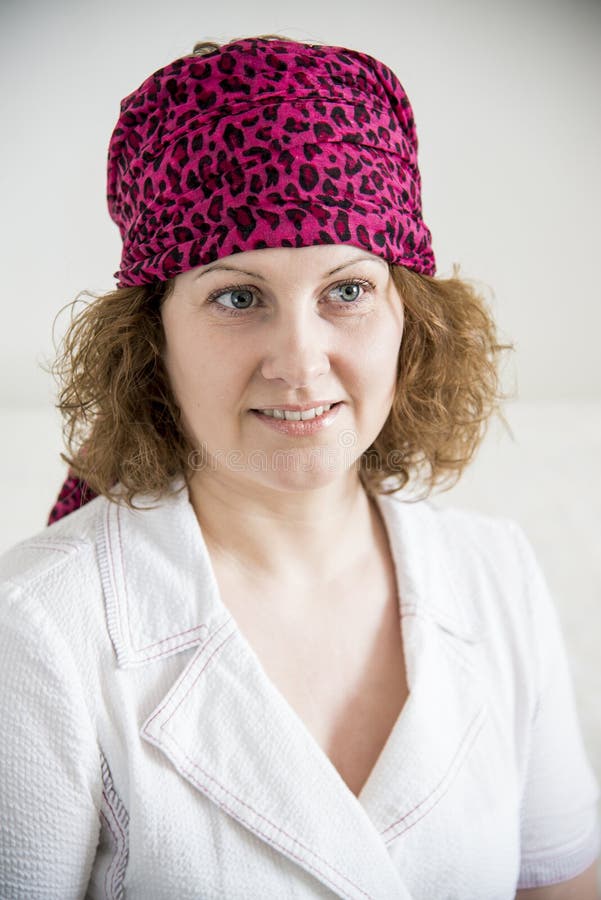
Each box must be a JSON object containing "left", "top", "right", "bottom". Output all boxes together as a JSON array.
[{"left": 259, "top": 404, "right": 332, "bottom": 420}]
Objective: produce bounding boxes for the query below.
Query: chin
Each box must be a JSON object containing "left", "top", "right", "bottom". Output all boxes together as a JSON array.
[
  {"left": 254, "top": 451, "right": 362, "bottom": 493},
  {"left": 268, "top": 472, "right": 337, "bottom": 492}
]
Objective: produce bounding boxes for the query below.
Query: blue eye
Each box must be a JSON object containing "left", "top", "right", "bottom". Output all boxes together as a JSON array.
[
  {"left": 213, "top": 286, "right": 255, "bottom": 311},
  {"left": 206, "top": 278, "right": 376, "bottom": 317},
  {"left": 336, "top": 282, "right": 363, "bottom": 303}
]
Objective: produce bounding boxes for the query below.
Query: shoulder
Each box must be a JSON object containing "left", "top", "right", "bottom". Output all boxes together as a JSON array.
[
  {"left": 0, "top": 497, "right": 107, "bottom": 591},
  {"left": 378, "top": 490, "right": 548, "bottom": 655},
  {"left": 0, "top": 481, "right": 191, "bottom": 666},
  {"left": 0, "top": 493, "right": 102, "bottom": 586},
  {"left": 381, "top": 490, "right": 531, "bottom": 594},
  {"left": 407, "top": 494, "right": 523, "bottom": 556},
  {"left": 0, "top": 495, "right": 110, "bottom": 658}
]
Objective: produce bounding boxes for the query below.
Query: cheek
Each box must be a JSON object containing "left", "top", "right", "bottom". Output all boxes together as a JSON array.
[
  {"left": 161, "top": 337, "right": 204, "bottom": 426},
  {"left": 353, "top": 310, "right": 403, "bottom": 401},
  {"left": 162, "top": 313, "right": 212, "bottom": 389},
  {"left": 162, "top": 331, "right": 195, "bottom": 400},
  {"left": 162, "top": 321, "right": 251, "bottom": 419}
]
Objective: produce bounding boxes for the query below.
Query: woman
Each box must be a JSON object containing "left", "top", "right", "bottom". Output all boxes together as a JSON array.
[{"left": 1, "top": 34, "right": 599, "bottom": 899}]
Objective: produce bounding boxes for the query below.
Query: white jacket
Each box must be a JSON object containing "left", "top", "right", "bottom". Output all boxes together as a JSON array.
[{"left": 0, "top": 475, "right": 599, "bottom": 899}]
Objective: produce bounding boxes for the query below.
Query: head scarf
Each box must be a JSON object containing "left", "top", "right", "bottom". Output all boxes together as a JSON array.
[
  {"left": 107, "top": 36, "right": 435, "bottom": 286},
  {"left": 48, "top": 36, "right": 435, "bottom": 524}
]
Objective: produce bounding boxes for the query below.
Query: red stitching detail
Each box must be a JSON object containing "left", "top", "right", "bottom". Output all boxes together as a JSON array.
[
  {"left": 112, "top": 502, "right": 209, "bottom": 654},
  {"left": 382, "top": 708, "right": 486, "bottom": 843},
  {"left": 116, "top": 505, "right": 134, "bottom": 654},
  {"left": 141, "top": 625, "right": 376, "bottom": 896},
  {"left": 19, "top": 543, "right": 73, "bottom": 554},
  {"left": 129, "top": 631, "right": 211, "bottom": 663},
  {"left": 143, "top": 622, "right": 234, "bottom": 730},
  {"left": 100, "top": 806, "right": 121, "bottom": 900},
  {"left": 105, "top": 501, "right": 125, "bottom": 656},
  {"left": 164, "top": 729, "right": 374, "bottom": 899},
  {"left": 103, "top": 786, "right": 127, "bottom": 844},
  {"left": 102, "top": 789, "right": 128, "bottom": 899},
  {"left": 128, "top": 625, "right": 208, "bottom": 654}
]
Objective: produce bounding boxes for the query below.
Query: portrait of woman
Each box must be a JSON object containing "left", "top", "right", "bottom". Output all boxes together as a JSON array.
[{"left": 0, "top": 26, "right": 599, "bottom": 900}]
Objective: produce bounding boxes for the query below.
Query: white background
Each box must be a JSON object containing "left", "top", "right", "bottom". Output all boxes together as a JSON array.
[
  {"left": 1, "top": 0, "right": 600, "bottom": 886},
  {"left": 1, "top": 0, "right": 600, "bottom": 405}
]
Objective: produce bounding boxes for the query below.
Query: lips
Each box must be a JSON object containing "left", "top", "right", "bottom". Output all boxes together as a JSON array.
[
  {"left": 250, "top": 401, "right": 342, "bottom": 435},
  {"left": 251, "top": 401, "right": 341, "bottom": 413},
  {"left": 252, "top": 402, "right": 342, "bottom": 422}
]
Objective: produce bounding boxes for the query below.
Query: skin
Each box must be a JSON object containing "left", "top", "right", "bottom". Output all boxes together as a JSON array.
[
  {"left": 161, "top": 243, "right": 405, "bottom": 598},
  {"left": 161, "top": 244, "right": 600, "bottom": 896},
  {"left": 515, "top": 862, "right": 599, "bottom": 899}
]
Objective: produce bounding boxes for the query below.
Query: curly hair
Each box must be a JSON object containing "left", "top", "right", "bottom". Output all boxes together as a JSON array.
[
  {"left": 48, "top": 261, "right": 512, "bottom": 508},
  {"left": 46, "top": 33, "right": 513, "bottom": 509}
]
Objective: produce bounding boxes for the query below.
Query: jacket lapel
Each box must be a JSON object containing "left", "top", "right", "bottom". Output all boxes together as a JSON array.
[
  {"left": 96, "top": 477, "right": 488, "bottom": 899},
  {"left": 358, "top": 492, "right": 489, "bottom": 841},
  {"left": 140, "top": 616, "right": 415, "bottom": 899}
]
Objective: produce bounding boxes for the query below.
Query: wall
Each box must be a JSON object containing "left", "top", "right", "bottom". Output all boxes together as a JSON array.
[{"left": 1, "top": 0, "right": 600, "bottom": 889}]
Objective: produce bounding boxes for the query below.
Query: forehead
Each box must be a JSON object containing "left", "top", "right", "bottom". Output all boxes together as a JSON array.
[{"left": 192, "top": 245, "right": 389, "bottom": 277}]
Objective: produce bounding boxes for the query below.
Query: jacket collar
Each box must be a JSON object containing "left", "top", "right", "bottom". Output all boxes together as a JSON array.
[
  {"left": 96, "top": 474, "right": 226, "bottom": 668},
  {"left": 97, "top": 474, "right": 485, "bottom": 668},
  {"left": 96, "top": 475, "right": 488, "bottom": 899}
]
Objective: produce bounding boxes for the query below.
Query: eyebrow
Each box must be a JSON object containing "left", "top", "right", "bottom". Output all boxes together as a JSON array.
[{"left": 194, "top": 254, "right": 388, "bottom": 281}]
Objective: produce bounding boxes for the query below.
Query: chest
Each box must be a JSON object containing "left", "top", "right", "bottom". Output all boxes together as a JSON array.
[{"left": 212, "top": 550, "right": 409, "bottom": 798}]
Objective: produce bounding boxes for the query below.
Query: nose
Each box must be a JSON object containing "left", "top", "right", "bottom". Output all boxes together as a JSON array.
[{"left": 259, "top": 306, "right": 331, "bottom": 388}]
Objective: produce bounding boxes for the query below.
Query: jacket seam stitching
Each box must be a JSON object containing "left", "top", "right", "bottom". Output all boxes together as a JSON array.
[{"left": 100, "top": 748, "right": 130, "bottom": 899}]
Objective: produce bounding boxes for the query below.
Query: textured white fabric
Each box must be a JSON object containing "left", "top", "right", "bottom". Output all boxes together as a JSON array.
[{"left": 0, "top": 475, "right": 599, "bottom": 899}]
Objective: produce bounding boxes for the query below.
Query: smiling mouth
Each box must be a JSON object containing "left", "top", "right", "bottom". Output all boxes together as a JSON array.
[{"left": 251, "top": 402, "right": 342, "bottom": 421}]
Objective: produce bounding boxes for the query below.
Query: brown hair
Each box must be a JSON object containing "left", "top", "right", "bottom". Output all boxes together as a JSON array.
[
  {"left": 48, "top": 262, "right": 512, "bottom": 507},
  {"left": 47, "top": 34, "right": 513, "bottom": 508}
]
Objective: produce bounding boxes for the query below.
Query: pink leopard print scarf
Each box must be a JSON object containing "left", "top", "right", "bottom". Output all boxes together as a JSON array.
[{"left": 48, "top": 36, "right": 435, "bottom": 524}]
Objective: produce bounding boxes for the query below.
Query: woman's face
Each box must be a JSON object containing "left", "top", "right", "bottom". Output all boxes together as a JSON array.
[{"left": 161, "top": 244, "right": 404, "bottom": 493}]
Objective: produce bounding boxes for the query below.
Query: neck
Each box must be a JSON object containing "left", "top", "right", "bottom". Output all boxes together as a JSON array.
[{"left": 185, "top": 469, "right": 378, "bottom": 590}]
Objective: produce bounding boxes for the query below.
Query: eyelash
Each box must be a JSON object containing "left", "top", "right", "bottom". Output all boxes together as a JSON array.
[{"left": 205, "top": 277, "right": 377, "bottom": 317}]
